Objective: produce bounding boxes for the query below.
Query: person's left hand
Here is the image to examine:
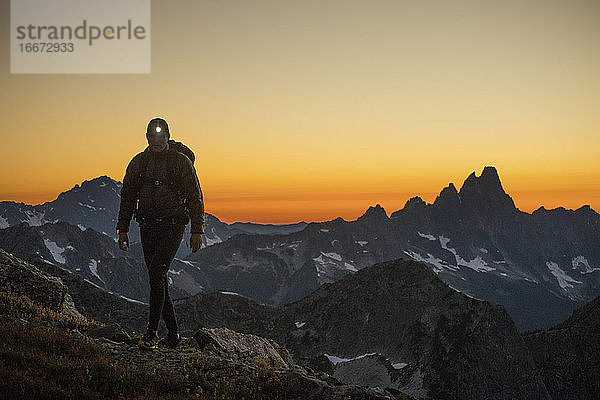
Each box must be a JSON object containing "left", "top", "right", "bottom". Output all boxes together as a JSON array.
[{"left": 190, "top": 233, "right": 203, "bottom": 252}]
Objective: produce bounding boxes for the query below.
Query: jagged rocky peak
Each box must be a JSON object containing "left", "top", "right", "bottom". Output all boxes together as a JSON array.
[
  {"left": 390, "top": 196, "right": 426, "bottom": 218},
  {"left": 357, "top": 204, "right": 388, "bottom": 221},
  {"left": 79, "top": 175, "right": 120, "bottom": 190},
  {"left": 575, "top": 204, "right": 598, "bottom": 218},
  {"left": 458, "top": 166, "right": 516, "bottom": 212},
  {"left": 404, "top": 196, "right": 425, "bottom": 209},
  {"left": 433, "top": 182, "right": 460, "bottom": 208},
  {"left": 460, "top": 166, "right": 504, "bottom": 193},
  {"left": 533, "top": 206, "right": 547, "bottom": 214},
  {"left": 85, "top": 175, "right": 117, "bottom": 185},
  {"left": 531, "top": 205, "right": 594, "bottom": 217}
]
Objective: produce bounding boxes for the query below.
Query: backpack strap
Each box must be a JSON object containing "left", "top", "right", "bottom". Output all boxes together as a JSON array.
[
  {"left": 136, "top": 151, "right": 151, "bottom": 195},
  {"left": 166, "top": 151, "right": 187, "bottom": 208},
  {"left": 168, "top": 140, "right": 195, "bottom": 164}
]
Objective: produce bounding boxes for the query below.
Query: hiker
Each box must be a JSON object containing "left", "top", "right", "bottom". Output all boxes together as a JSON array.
[{"left": 116, "top": 117, "right": 204, "bottom": 350}]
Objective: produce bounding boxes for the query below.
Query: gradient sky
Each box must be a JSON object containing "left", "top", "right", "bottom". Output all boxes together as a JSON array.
[{"left": 1, "top": 0, "right": 599, "bottom": 223}]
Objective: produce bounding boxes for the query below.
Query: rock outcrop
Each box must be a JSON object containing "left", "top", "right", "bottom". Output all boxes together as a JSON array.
[{"left": 0, "top": 248, "right": 82, "bottom": 318}]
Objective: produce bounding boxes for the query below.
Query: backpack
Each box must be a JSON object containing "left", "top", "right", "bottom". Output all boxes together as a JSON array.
[
  {"left": 168, "top": 140, "right": 195, "bottom": 164},
  {"left": 134, "top": 140, "right": 195, "bottom": 210}
]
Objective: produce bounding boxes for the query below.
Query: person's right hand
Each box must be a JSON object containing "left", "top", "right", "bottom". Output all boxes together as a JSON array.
[{"left": 118, "top": 232, "right": 129, "bottom": 251}]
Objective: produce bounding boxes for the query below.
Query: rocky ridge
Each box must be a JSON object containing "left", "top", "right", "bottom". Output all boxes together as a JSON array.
[{"left": 0, "top": 248, "right": 408, "bottom": 399}]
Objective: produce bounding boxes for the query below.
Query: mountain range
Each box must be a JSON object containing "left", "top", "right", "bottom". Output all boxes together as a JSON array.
[
  {"left": 4, "top": 247, "right": 598, "bottom": 399},
  {"left": 1, "top": 167, "right": 598, "bottom": 331}
]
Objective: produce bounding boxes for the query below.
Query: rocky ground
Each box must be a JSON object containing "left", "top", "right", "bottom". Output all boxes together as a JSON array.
[{"left": 0, "top": 247, "right": 411, "bottom": 400}]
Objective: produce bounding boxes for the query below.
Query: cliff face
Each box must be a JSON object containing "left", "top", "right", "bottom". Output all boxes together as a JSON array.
[{"left": 524, "top": 295, "right": 600, "bottom": 400}]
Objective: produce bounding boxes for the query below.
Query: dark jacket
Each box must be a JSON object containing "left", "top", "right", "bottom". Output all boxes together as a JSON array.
[{"left": 116, "top": 145, "right": 205, "bottom": 234}]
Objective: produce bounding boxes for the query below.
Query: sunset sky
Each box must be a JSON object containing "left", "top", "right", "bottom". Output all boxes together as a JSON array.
[{"left": 1, "top": 0, "right": 599, "bottom": 223}]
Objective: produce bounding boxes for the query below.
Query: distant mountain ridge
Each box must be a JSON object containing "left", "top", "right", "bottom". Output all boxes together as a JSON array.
[
  {"left": 1, "top": 167, "right": 598, "bottom": 330},
  {"left": 0, "top": 175, "right": 307, "bottom": 252},
  {"left": 182, "top": 166, "right": 600, "bottom": 330}
]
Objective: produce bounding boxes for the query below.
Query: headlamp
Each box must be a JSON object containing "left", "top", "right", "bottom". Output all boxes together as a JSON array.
[{"left": 146, "top": 117, "right": 170, "bottom": 138}]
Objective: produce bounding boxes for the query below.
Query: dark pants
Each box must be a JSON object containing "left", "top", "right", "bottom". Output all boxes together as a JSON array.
[{"left": 140, "top": 223, "right": 185, "bottom": 333}]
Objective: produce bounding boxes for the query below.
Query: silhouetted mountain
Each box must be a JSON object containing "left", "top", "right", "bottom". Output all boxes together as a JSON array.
[
  {"left": 0, "top": 175, "right": 307, "bottom": 255},
  {"left": 2, "top": 168, "right": 598, "bottom": 331},
  {"left": 184, "top": 167, "right": 599, "bottom": 330}
]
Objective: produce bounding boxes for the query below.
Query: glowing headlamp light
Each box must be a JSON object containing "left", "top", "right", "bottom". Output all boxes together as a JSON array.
[{"left": 155, "top": 126, "right": 161, "bottom": 133}]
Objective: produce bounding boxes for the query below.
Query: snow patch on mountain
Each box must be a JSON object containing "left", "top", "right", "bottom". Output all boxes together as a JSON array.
[
  {"left": 295, "top": 321, "right": 306, "bottom": 328},
  {"left": 119, "top": 294, "right": 146, "bottom": 305},
  {"left": 205, "top": 227, "right": 223, "bottom": 246},
  {"left": 88, "top": 259, "right": 104, "bottom": 282},
  {"left": 418, "top": 232, "right": 437, "bottom": 241},
  {"left": 312, "top": 252, "right": 353, "bottom": 279},
  {"left": 325, "top": 352, "right": 408, "bottom": 370},
  {"left": 345, "top": 262, "right": 358, "bottom": 272},
  {"left": 323, "top": 252, "right": 342, "bottom": 261},
  {"left": 0, "top": 215, "right": 8, "bottom": 229},
  {"left": 546, "top": 261, "right": 583, "bottom": 290},
  {"left": 459, "top": 256, "right": 493, "bottom": 273},
  {"left": 77, "top": 202, "right": 97, "bottom": 211},
  {"left": 572, "top": 256, "right": 600, "bottom": 274},
  {"left": 403, "top": 250, "right": 458, "bottom": 273},
  {"left": 175, "top": 258, "right": 197, "bottom": 267},
  {"left": 25, "top": 210, "right": 45, "bottom": 226},
  {"left": 356, "top": 240, "right": 368, "bottom": 246},
  {"left": 449, "top": 285, "right": 480, "bottom": 300},
  {"left": 325, "top": 352, "right": 377, "bottom": 365},
  {"left": 439, "top": 235, "right": 495, "bottom": 273},
  {"left": 43, "top": 239, "right": 66, "bottom": 264}
]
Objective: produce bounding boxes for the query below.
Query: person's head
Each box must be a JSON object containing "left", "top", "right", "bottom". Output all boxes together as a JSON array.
[{"left": 146, "top": 117, "right": 170, "bottom": 152}]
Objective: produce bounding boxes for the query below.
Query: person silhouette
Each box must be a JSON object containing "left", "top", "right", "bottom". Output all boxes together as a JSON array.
[{"left": 116, "top": 117, "right": 204, "bottom": 349}]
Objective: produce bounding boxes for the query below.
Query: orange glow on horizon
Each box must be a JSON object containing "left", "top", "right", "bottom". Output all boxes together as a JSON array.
[
  {"left": 3, "top": 180, "right": 597, "bottom": 225},
  {"left": 1, "top": 1, "right": 599, "bottom": 224}
]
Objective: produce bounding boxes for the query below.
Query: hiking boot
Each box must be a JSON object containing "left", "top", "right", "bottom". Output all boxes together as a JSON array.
[
  {"left": 139, "top": 330, "right": 159, "bottom": 350},
  {"left": 159, "top": 332, "right": 181, "bottom": 349}
]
